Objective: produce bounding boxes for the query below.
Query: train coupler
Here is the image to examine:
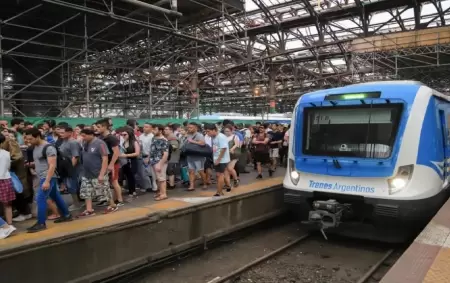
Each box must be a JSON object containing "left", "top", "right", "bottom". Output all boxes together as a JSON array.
[{"left": 301, "top": 199, "right": 351, "bottom": 240}]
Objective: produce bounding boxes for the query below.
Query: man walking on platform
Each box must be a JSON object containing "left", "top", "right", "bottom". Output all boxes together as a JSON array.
[
  {"left": 96, "top": 119, "right": 124, "bottom": 206},
  {"left": 205, "top": 124, "right": 230, "bottom": 197},
  {"left": 24, "top": 128, "right": 72, "bottom": 233}
]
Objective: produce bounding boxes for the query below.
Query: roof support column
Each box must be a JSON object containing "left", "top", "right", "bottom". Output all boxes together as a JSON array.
[
  {"left": 190, "top": 59, "right": 199, "bottom": 119},
  {"left": 83, "top": 7, "right": 90, "bottom": 118}
]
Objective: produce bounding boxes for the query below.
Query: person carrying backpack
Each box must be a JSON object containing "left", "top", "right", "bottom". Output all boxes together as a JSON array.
[
  {"left": 23, "top": 128, "right": 72, "bottom": 233},
  {"left": 164, "top": 125, "right": 178, "bottom": 190}
]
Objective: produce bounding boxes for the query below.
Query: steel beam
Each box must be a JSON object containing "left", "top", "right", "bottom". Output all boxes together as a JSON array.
[
  {"left": 4, "top": 13, "right": 80, "bottom": 55},
  {"left": 6, "top": 49, "right": 85, "bottom": 100},
  {"left": 154, "top": 0, "right": 170, "bottom": 6},
  {"left": 42, "top": 0, "right": 216, "bottom": 46},
  {"left": 120, "top": 0, "right": 182, "bottom": 17},
  {"left": 2, "top": 4, "right": 43, "bottom": 24}
]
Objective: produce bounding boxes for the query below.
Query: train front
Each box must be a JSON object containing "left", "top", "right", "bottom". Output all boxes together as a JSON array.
[{"left": 283, "top": 83, "right": 443, "bottom": 242}]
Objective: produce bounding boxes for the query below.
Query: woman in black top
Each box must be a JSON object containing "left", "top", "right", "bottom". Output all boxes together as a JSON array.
[{"left": 119, "top": 128, "right": 140, "bottom": 200}]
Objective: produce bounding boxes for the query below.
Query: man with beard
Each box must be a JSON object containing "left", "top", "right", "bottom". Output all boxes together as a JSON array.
[{"left": 10, "top": 118, "right": 25, "bottom": 146}]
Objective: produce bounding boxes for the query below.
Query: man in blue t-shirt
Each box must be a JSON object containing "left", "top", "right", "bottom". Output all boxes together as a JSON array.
[{"left": 205, "top": 124, "right": 230, "bottom": 197}]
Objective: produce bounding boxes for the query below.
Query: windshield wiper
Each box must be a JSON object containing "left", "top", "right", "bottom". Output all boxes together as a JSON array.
[
  {"left": 332, "top": 158, "right": 342, "bottom": 169},
  {"left": 323, "top": 119, "right": 342, "bottom": 169}
]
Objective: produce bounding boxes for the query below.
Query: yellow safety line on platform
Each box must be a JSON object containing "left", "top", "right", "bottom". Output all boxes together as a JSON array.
[
  {"left": 423, "top": 248, "right": 450, "bottom": 283},
  {"left": 0, "top": 177, "right": 283, "bottom": 251}
]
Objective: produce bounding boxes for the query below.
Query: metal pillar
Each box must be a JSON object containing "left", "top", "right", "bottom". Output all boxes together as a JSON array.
[
  {"left": 149, "top": 82, "right": 153, "bottom": 119},
  {"left": 84, "top": 10, "right": 90, "bottom": 117}
]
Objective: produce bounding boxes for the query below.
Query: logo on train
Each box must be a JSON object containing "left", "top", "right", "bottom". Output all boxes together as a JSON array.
[{"left": 308, "top": 180, "right": 375, "bottom": 193}]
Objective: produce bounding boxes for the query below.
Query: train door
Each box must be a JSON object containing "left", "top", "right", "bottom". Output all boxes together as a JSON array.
[{"left": 439, "top": 109, "right": 450, "bottom": 184}]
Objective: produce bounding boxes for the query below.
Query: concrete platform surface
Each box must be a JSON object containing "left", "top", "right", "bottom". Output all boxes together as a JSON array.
[
  {"left": 381, "top": 195, "right": 450, "bottom": 283},
  {"left": 0, "top": 170, "right": 286, "bottom": 283}
]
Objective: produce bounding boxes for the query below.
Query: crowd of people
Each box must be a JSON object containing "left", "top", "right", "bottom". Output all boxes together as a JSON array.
[{"left": 0, "top": 118, "right": 290, "bottom": 239}]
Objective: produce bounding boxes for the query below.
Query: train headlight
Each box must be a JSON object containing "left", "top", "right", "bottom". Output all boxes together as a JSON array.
[
  {"left": 289, "top": 158, "right": 300, "bottom": 185},
  {"left": 388, "top": 165, "right": 414, "bottom": 195}
]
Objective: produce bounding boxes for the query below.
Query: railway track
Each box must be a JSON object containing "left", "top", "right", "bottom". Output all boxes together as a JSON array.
[
  {"left": 101, "top": 219, "right": 405, "bottom": 283},
  {"left": 206, "top": 232, "right": 403, "bottom": 283}
]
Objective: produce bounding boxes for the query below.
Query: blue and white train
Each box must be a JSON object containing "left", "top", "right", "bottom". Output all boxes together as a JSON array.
[{"left": 284, "top": 81, "right": 450, "bottom": 242}]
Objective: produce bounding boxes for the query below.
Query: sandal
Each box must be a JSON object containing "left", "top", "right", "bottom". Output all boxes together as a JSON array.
[
  {"left": 155, "top": 195, "right": 168, "bottom": 201},
  {"left": 154, "top": 193, "right": 161, "bottom": 199}
]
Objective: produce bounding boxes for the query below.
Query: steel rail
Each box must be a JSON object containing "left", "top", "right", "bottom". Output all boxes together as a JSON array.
[
  {"left": 356, "top": 249, "right": 395, "bottom": 283},
  {"left": 206, "top": 233, "right": 311, "bottom": 283}
]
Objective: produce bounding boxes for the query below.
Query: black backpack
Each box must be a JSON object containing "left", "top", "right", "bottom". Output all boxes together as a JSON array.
[
  {"left": 168, "top": 141, "right": 173, "bottom": 161},
  {"left": 43, "top": 144, "right": 74, "bottom": 178}
]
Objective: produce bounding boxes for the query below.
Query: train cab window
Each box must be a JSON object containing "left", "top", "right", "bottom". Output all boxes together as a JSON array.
[{"left": 303, "top": 104, "right": 403, "bottom": 158}]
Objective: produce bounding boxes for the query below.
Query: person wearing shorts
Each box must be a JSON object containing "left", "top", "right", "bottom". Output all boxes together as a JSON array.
[
  {"left": 96, "top": 118, "right": 124, "bottom": 206},
  {"left": 205, "top": 124, "right": 230, "bottom": 197},
  {"left": 79, "top": 129, "right": 118, "bottom": 216},
  {"left": 185, "top": 122, "right": 208, "bottom": 191},
  {"left": 164, "top": 126, "right": 180, "bottom": 190},
  {"left": 268, "top": 125, "right": 283, "bottom": 177},
  {"left": 150, "top": 125, "right": 169, "bottom": 201}
]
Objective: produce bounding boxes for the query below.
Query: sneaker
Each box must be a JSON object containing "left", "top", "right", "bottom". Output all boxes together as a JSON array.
[
  {"left": 140, "top": 188, "right": 147, "bottom": 193},
  {"left": 233, "top": 179, "right": 240, "bottom": 187},
  {"left": 12, "top": 214, "right": 32, "bottom": 222},
  {"left": 0, "top": 225, "right": 16, "bottom": 239},
  {"left": 115, "top": 200, "right": 125, "bottom": 207},
  {"left": 127, "top": 193, "right": 138, "bottom": 202},
  {"left": 54, "top": 214, "right": 73, "bottom": 223},
  {"left": 78, "top": 210, "right": 95, "bottom": 217},
  {"left": 96, "top": 200, "right": 109, "bottom": 207},
  {"left": 27, "top": 222, "right": 47, "bottom": 233},
  {"left": 224, "top": 185, "right": 232, "bottom": 192},
  {"left": 256, "top": 174, "right": 263, "bottom": 179},
  {"left": 68, "top": 205, "right": 82, "bottom": 212}
]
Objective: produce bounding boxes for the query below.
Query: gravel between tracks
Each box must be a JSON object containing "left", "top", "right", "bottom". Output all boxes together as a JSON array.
[
  {"left": 131, "top": 221, "right": 391, "bottom": 283},
  {"left": 234, "top": 236, "right": 387, "bottom": 283}
]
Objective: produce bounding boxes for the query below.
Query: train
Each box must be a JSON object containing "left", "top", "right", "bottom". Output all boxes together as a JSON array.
[{"left": 283, "top": 81, "right": 450, "bottom": 242}]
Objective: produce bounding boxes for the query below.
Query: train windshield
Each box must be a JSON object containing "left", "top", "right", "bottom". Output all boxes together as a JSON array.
[{"left": 303, "top": 104, "right": 403, "bottom": 158}]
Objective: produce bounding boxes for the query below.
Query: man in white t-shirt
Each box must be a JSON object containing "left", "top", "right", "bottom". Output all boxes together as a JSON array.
[{"left": 205, "top": 124, "right": 230, "bottom": 197}]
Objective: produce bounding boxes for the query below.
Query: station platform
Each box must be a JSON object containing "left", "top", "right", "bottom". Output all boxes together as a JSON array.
[
  {"left": 381, "top": 195, "right": 450, "bottom": 283},
  {"left": 0, "top": 171, "right": 285, "bottom": 283}
]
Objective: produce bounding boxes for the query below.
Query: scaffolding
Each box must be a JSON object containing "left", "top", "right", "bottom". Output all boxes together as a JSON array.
[{"left": 1, "top": 0, "right": 450, "bottom": 118}]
